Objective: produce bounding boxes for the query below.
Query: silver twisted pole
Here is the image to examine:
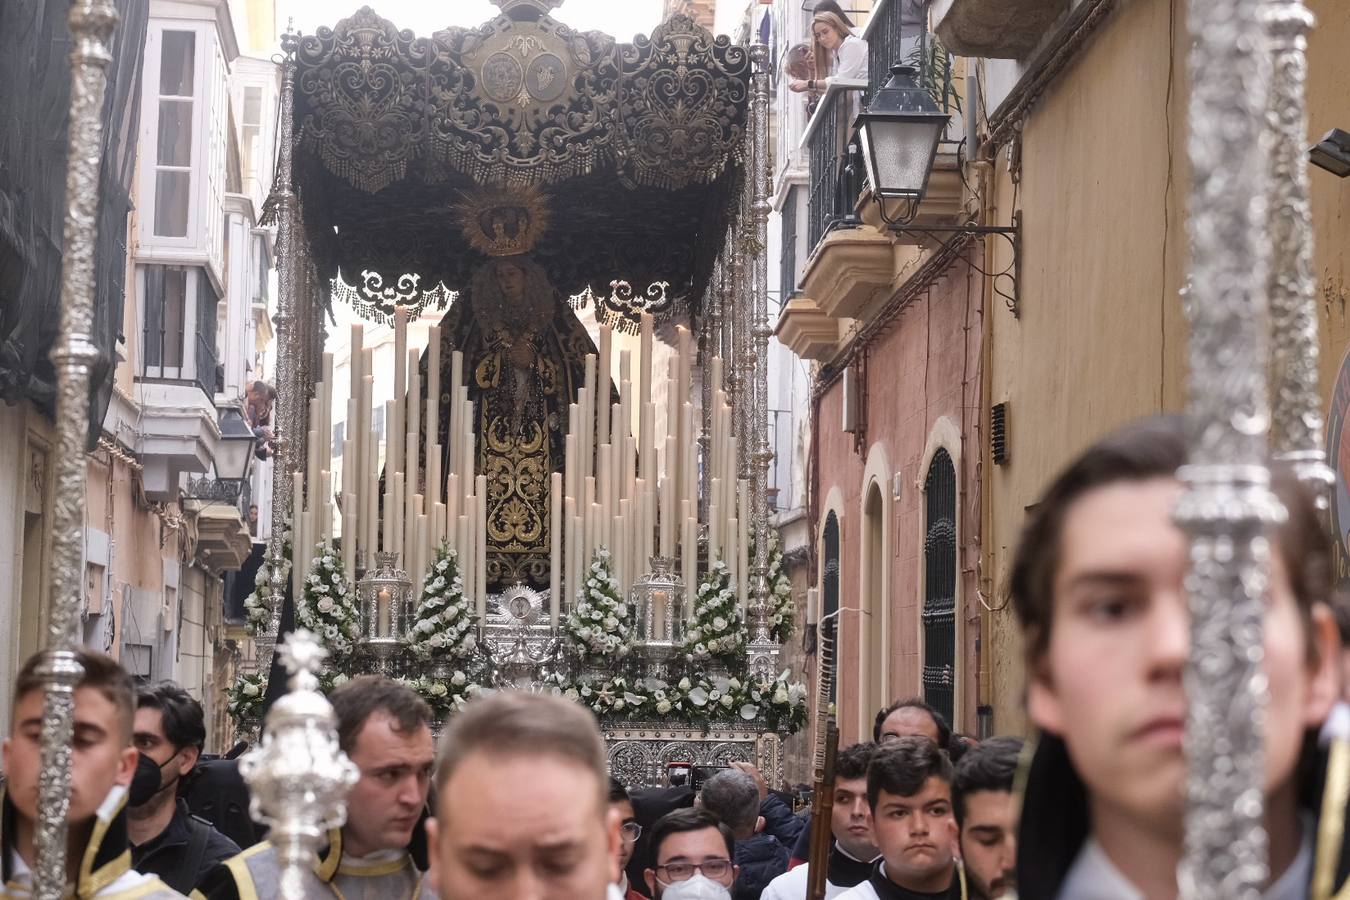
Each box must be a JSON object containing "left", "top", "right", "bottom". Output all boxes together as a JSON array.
[
  {"left": 1175, "top": 0, "right": 1281, "bottom": 893},
  {"left": 264, "top": 41, "right": 301, "bottom": 654},
  {"left": 1265, "top": 0, "right": 1332, "bottom": 505},
  {"left": 34, "top": 3, "right": 120, "bottom": 897},
  {"left": 748, "top": 43, "right": 772, "bottom": 640}
]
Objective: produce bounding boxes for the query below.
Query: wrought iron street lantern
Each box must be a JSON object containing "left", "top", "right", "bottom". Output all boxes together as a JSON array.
[
  {"left": 216, "top": 406, "right": 258, "bottom": 484},
  {"left": 854, "top": 65, "right": 950, "bottom": 215},
  {"left": 359, "top": 551, "right": 411, "bottom": 673}
]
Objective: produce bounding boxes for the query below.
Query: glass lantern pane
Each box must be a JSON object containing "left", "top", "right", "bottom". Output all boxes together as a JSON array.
[{"left": 867, "top": 119, "right": 943, "bottom": 198}]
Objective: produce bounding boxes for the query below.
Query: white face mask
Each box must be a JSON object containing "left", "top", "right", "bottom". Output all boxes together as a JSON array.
[{"left": 658, "top": 874, "right": 734, "bottom": 900}]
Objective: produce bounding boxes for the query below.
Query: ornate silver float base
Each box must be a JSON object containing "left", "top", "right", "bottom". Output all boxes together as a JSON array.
[{"left": 603, "top": 723, "right": 783, "bottom": 789}]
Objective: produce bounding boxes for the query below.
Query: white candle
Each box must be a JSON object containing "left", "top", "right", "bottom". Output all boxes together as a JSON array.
[
  {"left": 407, "top": 346, "right": 421, "bottom": 475},
  {"left": 564, "top": 498, "right": 577, "bottom": 610},
  {"left": 660, "top": 438, "right": 675, "bottom": 557},
  {"left": 415, "top": 512, "right": 428, "bottom": 596},
  {"left": 727, "top": 515, "right": 739, "bottom": 598},
  {"left": 319, "top": 470, "right": 333, "bottom": 547},
  {"left": 584, "top": 477, "right": 597, "bottom": 566},
  {"left": 681, "top": 512, "right": 696, "bottom": 619},
  {"left": 476, "top": 474, "right": 488, "bottom": 613},
  {"left": 639, "top": 313, "right": 653, "bottom": 475},
  {"left": 598, "top": 324, "right": 611, "bottom": 448},
  {"left": 377, "top": 586, "right": 392, "bottom": 638},
  {"left": 458, "top": 512, "right": 472, "bottom": 609},
  {"left": 598, "top": 444, "right": 613, "bottom": 551},
  {"left": 427, "top": 445, "right": 441, "bottom": 546},
  {"left": 367, "top": 465, "right": 378, "bottom": 557},
  {"left": 392, "top": 307, "right": 407, "bottom": 477},
  {"left": 738, "top": 479, "right": 750, "bottom": 611},
  {"left": 426, "top": 325, "right": 440, "bottom": 503},
  {"left": 449, "top": 350, "right": 464, "bottom": 476},
  {"left": 392, "top": 472, "right": 404, "bottom": 562},
  {"left": 446, "top": 474, "right": 460, "bottom": 560},
  {"left": 434, "top": 501, "right": 446, "bottom": 550},
  {"left": 583, "top": 354, "right": 597, "bottom": 480},
  {"left": 321, "top": 352, "right": 334, "bottom": 472},
  {"left": 550, "top": 472, "right": 562, "bottom": 626},
  {"left": 291, "top": 471, "right": 305, "bottom": 595},
  {"left": 707, "top": 496, "right": 718, "bottom": 566},
  {"left": 405, "top": 430, "right": 418, "bottom": 558},
  {"left": 614, "top": 510, "right": 627, "bottom": 596},
  {"left": 360, "top": 373, "right": 374, "bottom": 554}
]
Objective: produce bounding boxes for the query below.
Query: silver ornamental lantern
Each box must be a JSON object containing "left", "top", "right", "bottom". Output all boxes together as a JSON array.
[
  {"left": 238, "top": 630, "right": 359, "bottom": 900},
  {"left": 360, "top": 551, "right": 412, "bottom": 674},
  {"left": 632, "top": 556, "right": 685, "bottom": 644}
]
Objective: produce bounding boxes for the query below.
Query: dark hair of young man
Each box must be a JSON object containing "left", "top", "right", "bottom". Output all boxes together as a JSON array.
[
  {"left": 649, "top": 808, "right": 736, "bottom": 862},
  {"left": 609, "top": 776, "right": 630, "bottom": 804},
  {"left": 136, "top": 681, "right": 207, "bottom": 752},
  {"left": 866, "top": 736, "right": 954, "bottom": 811},
  {"left": 872, "top": 697, "right": 952, "bottom": 749},
  {"left": 14, "top": 648, "right": 135, "bottom": 740},
  {"left": 1009, "top": 414, "right": 1327, "bottom": 667},
  {"left": 835, "top": 742, "right": 877, "bottom": 781},
  {"left": 329, "top": 675, "right": 431, "bottom": 755},
  {"left": 952, "top": 736, "right": 1023, "bottom": 825}
]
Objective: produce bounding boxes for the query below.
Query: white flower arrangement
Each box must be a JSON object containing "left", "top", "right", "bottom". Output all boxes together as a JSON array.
[
  {"left": 540, "top": 669, "right": 809, "bottom": 733},
  {"left": 756, "top": 531, "right": 795, "bottom": 643},
  {"left": 227, "top": 671, "right": 268, "bottom": 721},
  {"left": 242, "top": 528, "right": 292, "bottom": 637},
  {"left": 564, "top": 548, "right": 633, "bottom": 663},
  {"left": 682, "top": 557, "right": 747, "bottom": 667},
  {"left": 296, "top": 543, "right": 359, "bottom": 658},
  {"left": 409, "top": 542, "right": 477, "bottom": 662},
  {"left": 398, "top": 673, "right": 485, "bottom": 719}
]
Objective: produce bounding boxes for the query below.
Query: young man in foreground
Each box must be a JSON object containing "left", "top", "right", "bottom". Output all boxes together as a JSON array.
[
  {"left": 835, "top": 737, "right": 964, "bottom": 900},
  {"left": 2, "top": 649, "right": 186, "bottom": 899}
]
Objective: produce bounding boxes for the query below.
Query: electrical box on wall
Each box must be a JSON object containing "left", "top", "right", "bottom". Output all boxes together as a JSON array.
[
  {"left": 842, "top": 366, "right": 858, "bottom": 433},
  {"left": 892, "top": 472, "right": 904, "bottom": 502}
]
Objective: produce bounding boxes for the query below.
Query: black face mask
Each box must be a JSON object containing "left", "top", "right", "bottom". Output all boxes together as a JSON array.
[{"left": 128, "top": 752, "right": 175, "bottom": 807}]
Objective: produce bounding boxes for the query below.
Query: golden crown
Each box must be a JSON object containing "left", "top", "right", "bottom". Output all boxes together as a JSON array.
[{"left": 454, "top": 186, "right": 551, "bottom": 258}]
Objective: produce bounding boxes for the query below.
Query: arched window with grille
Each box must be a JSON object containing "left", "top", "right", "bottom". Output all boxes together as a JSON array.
[
  {"left": 822, "top": 511, "right": 840, "bottom": 708},
  {"left": 922, "top": 449, "right": 957, "bottom": 726}
]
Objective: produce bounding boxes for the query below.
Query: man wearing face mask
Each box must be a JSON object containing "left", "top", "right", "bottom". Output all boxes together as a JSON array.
[
  {"left": 128, "top": 683, "right": 239, "bottom": 893},
  {"left": 644, "top": 809, "right": 740, "bottom": 900}
]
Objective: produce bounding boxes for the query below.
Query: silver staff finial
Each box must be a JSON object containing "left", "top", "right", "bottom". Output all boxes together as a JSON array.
[{"left": 239, "top": 629, "right": 358, "bottom": 900}]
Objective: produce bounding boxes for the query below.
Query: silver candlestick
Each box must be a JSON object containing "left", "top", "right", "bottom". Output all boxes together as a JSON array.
[{"left": 239, "top": 630, "right": 359, "bottom": 900}]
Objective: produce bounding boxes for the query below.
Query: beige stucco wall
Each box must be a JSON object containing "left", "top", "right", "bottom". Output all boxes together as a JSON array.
[{"left": 981, "top": 0, "right": 1350, "bottom": 735}]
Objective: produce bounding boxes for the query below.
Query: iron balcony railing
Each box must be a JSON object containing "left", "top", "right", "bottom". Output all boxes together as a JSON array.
[
  {"left": 804, "top": 80, "right": 868, "bottom": 251},
  {"left": 865, "top": 0, "right": 963, "bottom": 140}
]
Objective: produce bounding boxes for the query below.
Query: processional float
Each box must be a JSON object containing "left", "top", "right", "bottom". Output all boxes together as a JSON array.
[{"left": 28, "top": 0, "right": 1330, "bottom": 897}]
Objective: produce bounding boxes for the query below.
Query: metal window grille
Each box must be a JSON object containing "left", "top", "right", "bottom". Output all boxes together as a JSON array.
[
  {"left": 780, "top": 185, "right": 799, "bottom": 302},
  {"left": 822, "top": 511, "right": 841, "bottom": 707},
  {"left": 807, "top": 87, "right": 865, "bottom": 250},
  {"left": 922, "top": 448, "right": 956, "bottom": 725}
]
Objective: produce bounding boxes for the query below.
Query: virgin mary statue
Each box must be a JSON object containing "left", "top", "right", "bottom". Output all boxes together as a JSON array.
[{"left": 422, "top": 254, "right": 597, "bottom": 592}]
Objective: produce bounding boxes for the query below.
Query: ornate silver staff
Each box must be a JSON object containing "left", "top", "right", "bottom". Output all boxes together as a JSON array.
[
  {"left": 1265, "top": 0, "right": 1332, "bottom": 504},
  {"left": 1174, "top": 0, "right": 1282, "bottom": 894},
  {"left": 748, "top": 43, "right": 774, "bottom": 636},
  {"left": 239, "top": 629, "right": 359, "bottom": 900},
  {"left": 33, "top": 2, "right": 120, "bottom": 897},
  {"left": 262, "top": 36, "right": 302, "bottom": 657}
]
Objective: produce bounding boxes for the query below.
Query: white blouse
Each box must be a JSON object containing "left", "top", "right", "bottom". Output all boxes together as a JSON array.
[{"left": 828, "top": 34, "right": 869, "bottom": 83}]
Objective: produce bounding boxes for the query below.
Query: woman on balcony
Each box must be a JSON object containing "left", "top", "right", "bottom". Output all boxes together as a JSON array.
[{"left": 789, "top": 11, "right": 868, "bottom": 97}]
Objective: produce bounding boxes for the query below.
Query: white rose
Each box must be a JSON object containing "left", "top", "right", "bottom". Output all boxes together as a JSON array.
[
  {"left": 774, "top": 687, "right": 790, "bottom": 704},
  {"left": 656, "top": 699, "right": 672, "bottom": 714},
  {"left": 317, "top": 597, "right": 334, "bottom": 613},
  {"left": 242, "top": 682, "right": 260, "bottom": 697},
  {"left": 720, "top": 694, "right": 734, "bottom": 709},
  {"left": 451, "top": 671, "right": 466, "bottom": 686},
  {"left": 713, "top": 616, "right": 727, "bottom": 631},
  {"left": 331, "top": 673, "right": 350, "bottom": 687},
  {"left": 678, "top": 677, "right": 692, "bottom": 691},
  {"left": 740, "top": 703, "right": 759, "bottom": 720},
  {"left": 430, "top": 682, "right": 448, "bottom": 697}
]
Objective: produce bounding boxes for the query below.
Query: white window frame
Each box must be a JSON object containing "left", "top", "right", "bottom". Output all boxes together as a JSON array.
[{"left": 137, "top": 264, "right": 210, "bottom": 382}]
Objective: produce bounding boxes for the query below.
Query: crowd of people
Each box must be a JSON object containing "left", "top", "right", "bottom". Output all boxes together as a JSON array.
[{"left": 5, "top": 413, "right": 1350, "bottom": 900}]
